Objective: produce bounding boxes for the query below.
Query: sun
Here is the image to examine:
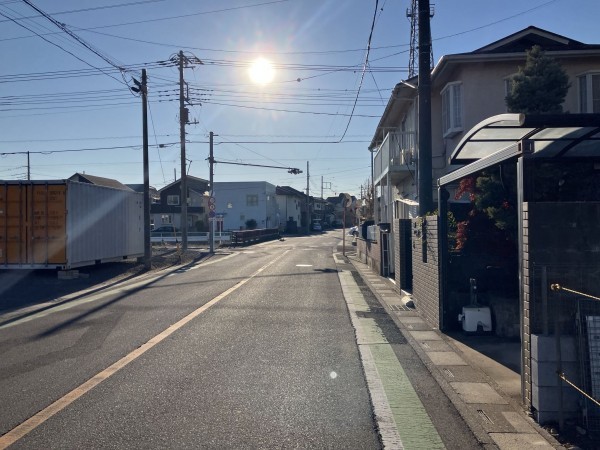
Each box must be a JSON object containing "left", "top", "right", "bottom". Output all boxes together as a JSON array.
[{"left": 248, "top": 58, "right": 275, "bottom": 85}]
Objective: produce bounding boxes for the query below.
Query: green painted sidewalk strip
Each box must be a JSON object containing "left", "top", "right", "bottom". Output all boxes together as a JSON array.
[{"left": 368, "top": 339, "right": 445, "bottom": 449}]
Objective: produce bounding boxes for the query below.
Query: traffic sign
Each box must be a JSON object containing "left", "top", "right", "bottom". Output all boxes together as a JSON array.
[
  {"left": 209, "top": 204, "right": 216, "bottom": 211},
  {"left": 208, "top": 197, "right": 215, "bottom": 205},
  {"left": 209, "top": 210, "right": 216, "bottom": 218}
]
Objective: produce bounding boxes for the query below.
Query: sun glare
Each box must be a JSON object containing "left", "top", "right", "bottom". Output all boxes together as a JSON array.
[{"left": 248, "top": 58, "right": 275, "bottom": 85}]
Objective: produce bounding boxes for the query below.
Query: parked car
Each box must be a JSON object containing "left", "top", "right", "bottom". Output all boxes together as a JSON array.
[
  {"left": 312, "top": 222, "right": 322, "bottom": 232},
  {"left": 348, "top": 226, "right": 359, "bottom": 237},
  {"left": 151, "top": 226, "right": 179, "bottom": 234}
]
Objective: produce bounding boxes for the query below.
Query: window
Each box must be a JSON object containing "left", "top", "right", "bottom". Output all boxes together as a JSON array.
[
  {"left": 504, "top": 75, "right": 517, "bottom": 112},
  {"left": 167, "top": 195, "right": 179, "bottom": 206},
  {"left": 441, "top": 82, "right": 463, "bottom": 137},
  {"left": 578, "top": 73, "right": 600, "bottom": 113},
  {"left": 246, "top": 194, "right": 258, "bottom": 206},
  {"left": 161, "top": 214, "right": 172, "bottom": 224}
]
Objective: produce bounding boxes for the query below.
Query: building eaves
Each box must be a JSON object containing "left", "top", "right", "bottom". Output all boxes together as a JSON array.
[
  {"left": 368, "top": 75, "right": 418, "bottom": 151},
  {"left": 69, "top": 173, "right": 132, "bottom": 190}
]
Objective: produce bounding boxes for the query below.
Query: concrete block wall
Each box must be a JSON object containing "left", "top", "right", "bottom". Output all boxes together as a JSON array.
[
  {"left": 356, "top": 229, "right": 382, "bottom": 275},
  {"left": 531, "top": 334, "right": 581, "bottom": 424},
  {"left": 412, "top": 216, "right": 441, "bottom": 329}
]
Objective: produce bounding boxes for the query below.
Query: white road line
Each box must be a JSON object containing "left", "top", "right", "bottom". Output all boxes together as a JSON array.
[
  {"left": 0, "top": 253, "right": 240, "bottom": 330},
  {"left": 0, "top": 249, "right": 290, "bottom": 450}
]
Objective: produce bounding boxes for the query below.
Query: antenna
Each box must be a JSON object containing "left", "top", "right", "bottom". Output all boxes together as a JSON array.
[{"left": 407, "top": 1, "right": 435, "bottom": 78}]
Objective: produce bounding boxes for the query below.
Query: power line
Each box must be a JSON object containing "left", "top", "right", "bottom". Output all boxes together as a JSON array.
[
  {"left": 336, "top": 0, "right": 379, "bottom": 142},
  {"left": 0, "top": 7, "right": 127, "bottom": 86},
  {"left": 22, "top": 0, "right": 126, "bottom": 72}
]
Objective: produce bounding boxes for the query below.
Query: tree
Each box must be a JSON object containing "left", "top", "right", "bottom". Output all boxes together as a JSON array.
[
  {"left": 505, "top": 45, "right": 570, "bottom": 114},
  {"left": 245, "top": 218, "right": 257, "bottom": 230}
]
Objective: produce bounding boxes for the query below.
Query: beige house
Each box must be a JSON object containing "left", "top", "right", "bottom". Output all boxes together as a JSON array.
[{"left": 370, "top": 26, "right": 600, "bottom": 227}]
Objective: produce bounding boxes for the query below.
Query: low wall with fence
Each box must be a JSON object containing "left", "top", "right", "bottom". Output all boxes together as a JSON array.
[
  {"left": 524, "top": 201, "right": 600, "bottom": 428},
  {"left": 412, "top": 216, "right": 441, "bottom": 329},
  {"left": 230, "top": 228, "right": 280, "bottom": 246}
]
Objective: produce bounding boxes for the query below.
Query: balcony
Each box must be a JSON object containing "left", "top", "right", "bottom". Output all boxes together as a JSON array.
[{"left": 373, "top": 131, "right": 416, "bottom": 186}]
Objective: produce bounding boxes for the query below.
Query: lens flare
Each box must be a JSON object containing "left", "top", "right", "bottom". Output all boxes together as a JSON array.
[{"left": 248, "top": 58, "right": 275, "bottom": 85}]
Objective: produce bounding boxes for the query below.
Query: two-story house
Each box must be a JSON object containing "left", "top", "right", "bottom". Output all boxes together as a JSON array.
[
  {"left": 213, "top": 181, "right": 279, "bottom": 231},
  {"left": 275, "top": 186, "right": 305, "bottom": 233},
  {"left": 368, "top": 26, "right": 600, "bottom": 280},
  {"left": 367, "top": 26, "right": 600, "bottom": 428},
  {"left": 150, "top": 175, "right": 209, "bottom": 231}
]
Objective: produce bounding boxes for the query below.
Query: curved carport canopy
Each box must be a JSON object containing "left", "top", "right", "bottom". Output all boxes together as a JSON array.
[{"left": 439, "top": 113, "right": 600, "bottom": 186}]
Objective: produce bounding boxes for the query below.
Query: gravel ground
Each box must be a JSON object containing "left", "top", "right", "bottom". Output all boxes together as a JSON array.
[{"left": 0, "top": 244, "right": 207, "bottom": 315}]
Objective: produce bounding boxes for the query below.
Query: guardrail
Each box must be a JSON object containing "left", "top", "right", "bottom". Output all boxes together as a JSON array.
[
  {"left": 150, "top": 232, "right": 231, "bottom": 244},
  {"left": 230, "top": 228, "right": 280, "bottom": 246}
]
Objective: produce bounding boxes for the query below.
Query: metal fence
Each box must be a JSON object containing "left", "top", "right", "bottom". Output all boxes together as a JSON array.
[
  {"left": 150, "top": 232, "right": 231, "bottom": 244},
  {"left": 533, "top": 264, "right": 600, "bottom": 434}
]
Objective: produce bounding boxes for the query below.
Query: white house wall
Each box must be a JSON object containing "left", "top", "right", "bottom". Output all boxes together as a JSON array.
[
  {"left": 213, "top": 182, "right": 278, "bottom": 231},
  {"left": 276, "top": 195, "right": 302, "bottom": 228}
]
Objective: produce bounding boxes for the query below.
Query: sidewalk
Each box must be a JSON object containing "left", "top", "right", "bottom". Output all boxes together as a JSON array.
[{"left": 341, "top": 248, "right": 563, "bottom": 450}]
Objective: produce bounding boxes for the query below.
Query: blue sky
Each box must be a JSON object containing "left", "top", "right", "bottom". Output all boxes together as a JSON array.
[{"left": 1, "top": 0, "right": 598, "bottom": 198}]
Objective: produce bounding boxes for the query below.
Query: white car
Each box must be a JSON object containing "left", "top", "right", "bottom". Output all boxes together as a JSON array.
[{"left": 348, "top": 226, "right": 359, "bottom": 237}]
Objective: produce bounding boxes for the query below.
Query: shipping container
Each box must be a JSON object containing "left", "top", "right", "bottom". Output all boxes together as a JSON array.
[{"left": 0, "top": 180, "right": 144, "bottom": 269}]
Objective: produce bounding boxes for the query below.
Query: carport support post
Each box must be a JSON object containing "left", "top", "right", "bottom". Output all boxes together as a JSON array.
[{"left": 516, "top": 153, "right": 529, "bottom": 406}]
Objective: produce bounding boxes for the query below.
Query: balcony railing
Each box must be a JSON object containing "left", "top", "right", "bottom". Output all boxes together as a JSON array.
[{"left": 373, "top": 131, "right": 417, "bottom": 185}]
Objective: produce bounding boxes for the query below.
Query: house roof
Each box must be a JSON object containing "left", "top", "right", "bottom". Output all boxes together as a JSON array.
[
  {"left": 276, "top": 185, "right": 305, "bottom": 197},
  {"left": 126, "top": 184, "right": 159, "bottom": 197},
  {"left": 432, "top": 26, "right": 600, "bottom": 84},
  {"left": 472, "top": 26, "right": 598, "bottom": 54},
  {"left": 369, "top": 26, "right": 600, "bottom": 150},
  {"left": 159, "top": 175, "right": 209, "bottom": 193},
  {"left": 68, "top": 173, "right": 132, "bottom": 190}
]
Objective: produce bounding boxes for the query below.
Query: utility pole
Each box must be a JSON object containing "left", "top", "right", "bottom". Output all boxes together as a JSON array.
[
  {"left": 131, "top": 69, "right": 150, "bottom": 270},
  {"left": 418, "top": 0, "right": 433, "bottom": 216},
  {"left": 178, "top": 50, "right": 188, "bottom": 251},
  {"left": 175, "top": 50, "right": 202, "bottom": 250},
  {"left": 141, "top": 70, "right": 150, "bottom": 270},
  {"left": 27, "top": 151, "right": 30, "bottom": 180},
  {"left": 209, "top": 131, "right": 215, "bottom": 254}
]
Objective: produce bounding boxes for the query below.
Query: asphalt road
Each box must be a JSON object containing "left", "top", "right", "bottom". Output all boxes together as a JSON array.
[
  {"left": 0, "top": 231, "right": 481, "bottom": 449},
  {"left": 0, "top": 234, "right": 380, "bottom": 448}
]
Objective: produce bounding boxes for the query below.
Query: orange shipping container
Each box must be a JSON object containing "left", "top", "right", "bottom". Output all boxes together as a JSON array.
[{"left": 0, "top": 181, "right": 143, "bottom": 269}]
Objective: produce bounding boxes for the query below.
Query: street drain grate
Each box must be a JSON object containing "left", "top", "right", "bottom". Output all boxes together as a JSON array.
[
  {"left": 442, "top": 368, "right": 455, "bottom": 378},
  {"left": 477, "top": 409, "right": 494, "bottom": 424},
  {"left": 390, "top": 304, "right": 410, "bottom": 312}
]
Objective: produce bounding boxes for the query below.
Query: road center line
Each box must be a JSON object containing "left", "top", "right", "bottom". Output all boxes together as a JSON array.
[{"left": 0, "top": 249, "right": 290, "bottom": 450}]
